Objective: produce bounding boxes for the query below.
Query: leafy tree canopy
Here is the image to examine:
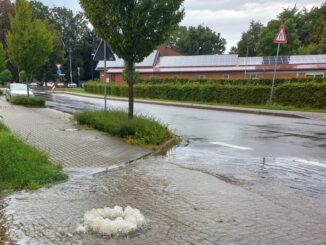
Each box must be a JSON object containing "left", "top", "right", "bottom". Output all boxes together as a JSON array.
[
  {"left": 168, "top": 25, "right": 226, "bottom": 55},
  {"left": 237, "top": 21, "right": 263, "bottom": 57},
  {"left": 6, "top": 0, "right": 53, "bottom": 81},
  {"left": 0, "top": 0, "right": 13, "bottom": 45}
]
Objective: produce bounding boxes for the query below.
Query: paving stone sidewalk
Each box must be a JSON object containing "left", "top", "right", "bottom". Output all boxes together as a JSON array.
[{"left": 0, "top": 97, "right": 149, "bottom": 168}]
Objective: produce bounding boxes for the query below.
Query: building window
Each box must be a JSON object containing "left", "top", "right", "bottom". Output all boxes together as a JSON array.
[
  {"left": 305, "top": 72, "right": 324, "bottom": 78},
  {"left": 223, "top": 74, "right": 229, "bottom": 79}
]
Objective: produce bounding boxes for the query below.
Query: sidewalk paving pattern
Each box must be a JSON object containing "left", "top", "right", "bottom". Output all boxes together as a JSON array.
[{"left": 0, "top": 97, "right": 326, "bottom": 244}]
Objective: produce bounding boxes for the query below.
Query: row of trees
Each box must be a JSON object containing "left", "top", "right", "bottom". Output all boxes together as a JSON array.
[
  {"left": 165, "top": 3, "right": 325, "bottom": 57},
  {"left": 233, "top": 5, "right": 326, "bottom": 56},
  {"left": 0, "top": 0, "right": 99, "bottom": 83}
]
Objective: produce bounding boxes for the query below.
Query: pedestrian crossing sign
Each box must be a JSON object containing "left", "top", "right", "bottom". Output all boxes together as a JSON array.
[{"left": 274, "top": 25, "right": 287, "bottom": 44}]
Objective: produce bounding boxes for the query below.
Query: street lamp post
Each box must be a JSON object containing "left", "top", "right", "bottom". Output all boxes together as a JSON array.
[
  {"left": 69, "top": 48, "right": 73, "bottom": 84},
  {"left": 91, "top": 53, "right": 95, "bottom": 80}
]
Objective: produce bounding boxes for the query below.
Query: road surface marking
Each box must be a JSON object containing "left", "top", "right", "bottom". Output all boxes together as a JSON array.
[{"left": 211, "top": 142, "right": 253, "bottom": 150}]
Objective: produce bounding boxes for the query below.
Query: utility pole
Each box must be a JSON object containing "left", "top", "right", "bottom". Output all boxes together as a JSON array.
[
  {"left": 69, "top": 48, "right": 73, "bottom": 84},
  {"left": 91, "top": 53, "right": 95, "bottom": 80},
  {"left": 104, "top": 40, "right": 108, "bottom": 111}
]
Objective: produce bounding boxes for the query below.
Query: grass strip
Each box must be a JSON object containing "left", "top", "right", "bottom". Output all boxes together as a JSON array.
[
  {"left": 74, "top": 110, "right": 173, "bottom": 150},
  {"left": 0, "top": 122, "right": 68, "bottom": 192}
]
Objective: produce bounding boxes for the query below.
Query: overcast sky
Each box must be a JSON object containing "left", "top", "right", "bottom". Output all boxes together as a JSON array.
[{"left": 40, "top": 0, "right": 325, "bottom": 52}]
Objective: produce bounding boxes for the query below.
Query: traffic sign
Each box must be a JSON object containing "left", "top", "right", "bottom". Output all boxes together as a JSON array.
[
  {"left": 274, "top": 25, "right": 287, "bottom": 44},
  {"left": 57, "top": 69, "right": 62, "bottom": 76},
  {"left": 93, "top": 40, "right": 115, "bottom": 61},
  {"left": 56, "top": 64, "right": 62, "bottom": 69}
]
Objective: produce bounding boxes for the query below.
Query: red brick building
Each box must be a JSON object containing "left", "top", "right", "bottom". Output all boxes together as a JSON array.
[{"left": 96, "top": 46, "right": 326, "bottom": 84}]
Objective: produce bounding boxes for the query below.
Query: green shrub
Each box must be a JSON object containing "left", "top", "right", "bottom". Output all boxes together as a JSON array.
[
  {"left": 11, "top": 96, "right": 46, "bottom": 106},
  {"left": 0, "top": 89, "right": 3, "bottom": 95},
  {"left": 0, "top": 122, "right": 68, "bottom": 191},
  {"left": 74, "top": 110, "right": 173, "bottom": 147},
  {"left": 274, "top": 83, "right": 326, "bottom": 108},
  {"left": 137, "top": 77, "right": 325, "bottom": 86},
  {"left": 84, "top": 80, "right": 326, "bottom": 108}
]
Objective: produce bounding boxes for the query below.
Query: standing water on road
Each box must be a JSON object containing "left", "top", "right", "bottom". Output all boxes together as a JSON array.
[{"left": 1, "top": 93, "right": 326, "bottom": 244}]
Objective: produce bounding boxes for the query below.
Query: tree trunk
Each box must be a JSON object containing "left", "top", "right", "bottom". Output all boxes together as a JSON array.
[{"left": 127, "top": 61, "right": 135, "bottom": 120}]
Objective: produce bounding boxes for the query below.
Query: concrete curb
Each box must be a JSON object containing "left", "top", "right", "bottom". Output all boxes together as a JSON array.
[{"left": 53, "top": 91, "right": 326, "bottom": 119}]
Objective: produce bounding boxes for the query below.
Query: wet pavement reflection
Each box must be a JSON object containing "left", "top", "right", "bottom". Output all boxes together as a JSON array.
[{"left": 1, "top": 93, "right": 326, "bottom": 244}]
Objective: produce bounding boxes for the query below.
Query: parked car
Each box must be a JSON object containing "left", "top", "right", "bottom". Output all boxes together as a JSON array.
[
  {"left": 57, "top": 82, "right": 65, "bottom": 88},
  {"left": 5, "top": 83, "right": 34, "bottom": 101},
  {"left": 67, "top": 83, "right": 77, "bottom": 88},
  {"left": 29, "top": 82, "right": 38, "bottom": 88}
]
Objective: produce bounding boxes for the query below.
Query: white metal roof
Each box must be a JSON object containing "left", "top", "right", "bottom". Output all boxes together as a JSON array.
[{"left": 96, "top": 51, "right": 158, "bottom": 70}]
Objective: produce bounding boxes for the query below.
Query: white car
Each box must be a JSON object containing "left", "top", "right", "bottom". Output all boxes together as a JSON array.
[
  {"left": 67, "top": 83, "right": 77, "bottom": 88},
  {"left": 57, "top": 82, "right": 65, "bottom": 88},
  {"left": 5, "top": 83, "right": 34, "bottom": 101}
]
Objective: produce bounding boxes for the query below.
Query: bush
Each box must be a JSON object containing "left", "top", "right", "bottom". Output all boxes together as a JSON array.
[
  {"left": 0, "top": 122, "right": 68, "bottom": 191},
  {"left": 11, "top": 96, "right": 46, "bottom": 106},
  {"left": 74, "top": 110, "right": 173, "bottom": 147},
  {"left": 0, "top": 69, "right": 13, "bottom": 85},
  {"left": 83, "top": 80, "right": 326, "bottom": 108},
  {"left": 137, "top": 77, "right": 325, "bottom": 86},
  {"left": 274, "top": 83, "right": 326, "bottom": 108},
  {"left": 0, "top": 89, "right": 3, "bottom": 95}
]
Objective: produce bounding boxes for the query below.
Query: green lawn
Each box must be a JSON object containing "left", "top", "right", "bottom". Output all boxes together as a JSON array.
[{"left": 0, "top": 122, "right": 68, "bottom": 192}]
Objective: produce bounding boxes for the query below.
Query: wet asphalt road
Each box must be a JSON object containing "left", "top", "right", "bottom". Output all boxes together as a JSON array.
[{"left": 46, "top": 94, "right": 326, "bottom": 216}]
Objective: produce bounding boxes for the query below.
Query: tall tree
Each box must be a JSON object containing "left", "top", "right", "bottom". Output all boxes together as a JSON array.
[
  {"left": 237, "top": 21, "right": 263, "bottom": 57},
  {"left": 257, "top": 11, "right": 301, "bottom": 56},
  {"left": 80, "top": 0, "right": 184, "bottom": 119},
  {"left": 0, "top": 0, "right": 13, "bottom": 45},
  {"left": 168, "top": 25, "right": 226, "bottom": 55},
  {"left": 6, "top": 0, "right": 53, "bottom": 81}
]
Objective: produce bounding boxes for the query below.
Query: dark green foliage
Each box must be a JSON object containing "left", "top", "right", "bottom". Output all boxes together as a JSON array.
[
  {"left": 0, "top": 122, "right": 68, "bottom": 191},
  {"left": 274, "top": 83, "right": 326, "bottom": 108},
  {"left": 74, "top": 110, "right": 173, "bottom": 147},
  {"left": 84, "top": 79, "right": 326, "bottom": 108},
  {"left": 0, "top": 69, "right": 12, "bottom": 85},
  {"left": 168, "top": 25, "right": 226, "bottom": 55},
  {"left": 237, "top": 21, "right": 263, "bottom": 57},
  {"left": 0, "top": 90, "right": 3, "bottom": 95},
  {"left": 10, "top": 96, "right": 46, "bottom": 106}
]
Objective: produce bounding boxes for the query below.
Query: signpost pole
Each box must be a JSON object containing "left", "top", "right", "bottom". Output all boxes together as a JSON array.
[
  {"left": 269, "top": 42, "right": 280, "bottom": 104},
  {"left": 104, "top": 40, "right": 108, "bottom": 111},
  {"left": 269, "top": 25, "right": 287, "bottom": 104}
]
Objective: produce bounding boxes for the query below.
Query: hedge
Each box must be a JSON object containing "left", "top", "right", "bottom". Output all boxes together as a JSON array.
[
  {"left": 274, "top": 83, "right": 326, "bottom": 108},
  {"left": 137, "top": 77, "right": 325, "bottom": 86},
  {"left": 84, "top": 81, "right": 326, "bottom": 108},
  {"left": 10, "top": 96, "right": 46, "bottom": 106}
]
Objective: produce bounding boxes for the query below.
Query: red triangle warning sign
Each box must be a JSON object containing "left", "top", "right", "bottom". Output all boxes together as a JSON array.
[{"left": 274, "top": 25, "right": 287, "bottom": 44}]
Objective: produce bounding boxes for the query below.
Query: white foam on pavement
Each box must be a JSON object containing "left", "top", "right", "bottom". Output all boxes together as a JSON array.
[{"left": 79, "top": 206, "right": 146, "bottom": 236}]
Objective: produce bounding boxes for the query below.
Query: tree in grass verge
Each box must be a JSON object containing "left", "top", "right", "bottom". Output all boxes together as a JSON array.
[
  {"left": 6, "top": 0, "right": 53, "bottom": 83},
  {"left": 80, "top": 0, "right": 184, "bottom": 119}
]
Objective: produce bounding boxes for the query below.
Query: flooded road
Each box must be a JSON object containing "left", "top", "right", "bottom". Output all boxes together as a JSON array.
[
  {"left": 45, "top": 94, "right": 326, "bottom": 216},
  {"left": 1, "top": 93, "right": 326, "bottom": 244}
]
